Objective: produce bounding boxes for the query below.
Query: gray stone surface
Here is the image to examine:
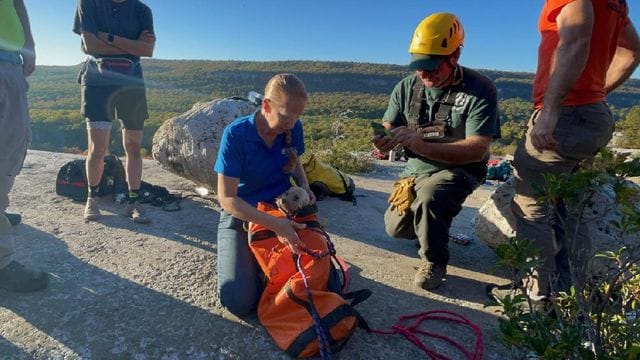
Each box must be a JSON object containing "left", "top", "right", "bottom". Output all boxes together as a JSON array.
[
  {"left": 152, "top": 99, "right": 257, "bottom": 190},
  {"left": 474, "top": 177, "right": 517, "bottom": 250},
  {"left": 1, "top": 150, "right": 511, "bottom": 359}
]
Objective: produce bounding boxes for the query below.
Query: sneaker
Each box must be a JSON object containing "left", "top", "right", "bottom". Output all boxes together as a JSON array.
[
  {"left": 4, "top": 212, "right": 21, "bottom": 226},
  {"left": 486, "top": 282, "right": 523, "bottom": 303},
  {"left": 414, "top": 262, "right": 447, "bottom": 290},
  {"left": 84, "top": 197, "right": 101, "bottom": 221},
  {"left": 0, "top": 261, "right": 49, "bottom": 293},
  {"left": 486, "top": 282, "right": 549, "bottom": 311},
  {"left": 122, "top": 203, "right": 151, "bottom": 224}
]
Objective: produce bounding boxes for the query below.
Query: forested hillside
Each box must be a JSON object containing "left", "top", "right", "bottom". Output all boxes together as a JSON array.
[{"left": 27, "top": 60, "right": 640, "bottom": 157}]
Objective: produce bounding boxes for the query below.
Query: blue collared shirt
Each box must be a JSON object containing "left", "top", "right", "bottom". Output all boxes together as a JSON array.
[{"left": 214, "top": 112, "right": 305, "bottom": 206}]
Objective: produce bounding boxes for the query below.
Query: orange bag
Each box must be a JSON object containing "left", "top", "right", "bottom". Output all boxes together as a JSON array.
[{"left": 248, "top": 202, "right": 368, "bottom": 358}]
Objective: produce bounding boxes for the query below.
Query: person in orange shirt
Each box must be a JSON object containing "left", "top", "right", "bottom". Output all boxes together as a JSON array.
[{"left": 490, "top": 0, "right": 640, "bottom": 302}]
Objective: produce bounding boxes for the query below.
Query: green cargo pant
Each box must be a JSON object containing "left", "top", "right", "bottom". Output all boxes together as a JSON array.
[
  {"left": 511, "top": 103, "right": 614, "bottom": 297},
  {"left": 384, "top": 168, "right": 481, "bottom": 266}
]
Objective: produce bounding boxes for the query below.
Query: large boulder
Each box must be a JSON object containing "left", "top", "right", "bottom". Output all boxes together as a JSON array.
[
  {"left": 474, "top": 177, "right": 517, "bottom": 250},
  {"left": 475, "top": 177, "right": 640, "bottom": 270},
  {"left": 152, "top": 98, "right": 257, "bottom": 190}
]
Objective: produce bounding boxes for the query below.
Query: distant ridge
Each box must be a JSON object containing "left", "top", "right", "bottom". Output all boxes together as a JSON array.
[
  {"left": 25, "top": 59, "right": 640, "bottom": 154},
  {"left": 32, "top": 59, "right": 640, "bottom": 108}
]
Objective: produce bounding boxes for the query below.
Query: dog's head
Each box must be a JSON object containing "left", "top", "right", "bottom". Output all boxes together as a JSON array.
[{"left": 275, "top": 186, "right": 311, "bottom": 215}]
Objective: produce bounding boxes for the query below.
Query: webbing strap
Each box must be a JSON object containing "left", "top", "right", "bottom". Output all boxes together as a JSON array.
[
  {"left": 434, "top": 90, "right": 457, "bottom": 125},
  {"left": 293, "top": 256, "right": 333, "bottom": 359},
  {"left": 407, "top": 70, "right": 462, "bottom": 130},
  {"left": 248, "top": 220, "right": 322, "bottom": 242},
  {"left": 335, "top": 170, "right": 356, "bottom": 206},
  {"left": 407, "top": 77, "right": 425, "bottom": 129}
]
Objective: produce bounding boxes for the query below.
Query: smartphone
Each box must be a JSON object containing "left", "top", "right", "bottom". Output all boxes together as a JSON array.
[{"left": 370, "top": 122, "right": 392, "bottom": 137}]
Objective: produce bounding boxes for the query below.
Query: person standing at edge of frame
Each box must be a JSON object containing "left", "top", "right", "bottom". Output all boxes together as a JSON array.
[
  {"left": 73, "top": 0, "right": 156, "bottom": 223},
  {"left": 488, "top": 0, "right": 640, "bottom": 303},
  {"left": 0, "top": 0, "right": 50, "bottom": 293}
]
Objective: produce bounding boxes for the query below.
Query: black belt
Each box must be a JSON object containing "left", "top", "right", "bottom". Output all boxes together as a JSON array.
[{"left": 0, "top": 50, "right": 22, "bottom": 65}]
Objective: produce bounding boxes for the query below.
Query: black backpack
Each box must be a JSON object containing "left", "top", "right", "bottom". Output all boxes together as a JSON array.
[
  {"left": 138, "top": 181, "right": 183, "bottom": 211},
  {"left": 56, "top": 155, "right": 127, "bottom": 202}
]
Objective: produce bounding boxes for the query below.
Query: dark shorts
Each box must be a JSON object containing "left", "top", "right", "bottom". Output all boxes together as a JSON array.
[{"left": 81, "top": 84, "right": 149, "bottom": 131}]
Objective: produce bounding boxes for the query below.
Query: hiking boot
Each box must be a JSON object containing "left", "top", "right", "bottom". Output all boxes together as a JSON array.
[
  {"left": 122, "top": 203, "right": 151, "bottom": 224},
  {"left": 4, "top": 212, "right": 21, "bottom": 226},
  {"left": 414, "top": 262, "right": 447, "bottom": 290},
  {"left": 84, "top": 197, "right": 101, "bottom": 221},
  {"left": 0, "top": 261, "right": 49, "bottom": 293}
]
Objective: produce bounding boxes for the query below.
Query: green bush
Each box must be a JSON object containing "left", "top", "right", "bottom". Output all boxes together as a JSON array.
[
  {"left": 490, "top": 149, "right": 640, "bottom": 359},
  {"left": 304, "top": 142, "right": 374, "bottom": 174}
]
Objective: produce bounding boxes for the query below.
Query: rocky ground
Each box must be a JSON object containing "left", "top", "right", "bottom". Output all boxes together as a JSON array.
[{"left": 0, "top": 150, "right": 512, "bottom": 359}]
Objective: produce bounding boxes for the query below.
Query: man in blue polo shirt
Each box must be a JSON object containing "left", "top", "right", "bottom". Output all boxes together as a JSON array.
[{"left": 73, "top": 0, "right": 156, "bottom": 223}]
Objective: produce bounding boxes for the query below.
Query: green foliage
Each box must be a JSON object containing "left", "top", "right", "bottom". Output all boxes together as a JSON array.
[
  {"left": 24, "top": 60, "right": 640, "bottom": 162},
  {"left": 303, "top": 113, "right": 375, "bottom": 174},
  {"left": 492, "top": 149, "right": 640, "bottom": 359},
  {"left": 616, "top": 106, "right": 640, "bottom": 149},
  {"left": 303, "top": 145, "right": 374, "bottom": 175}
]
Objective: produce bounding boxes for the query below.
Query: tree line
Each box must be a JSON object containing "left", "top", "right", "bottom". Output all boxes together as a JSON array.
[{"left": 26, "top": 60, "right": 640, "bottom": 157}]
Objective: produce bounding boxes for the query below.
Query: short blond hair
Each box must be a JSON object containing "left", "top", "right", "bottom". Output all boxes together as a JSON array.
[{"left": 264, "top": 73, "right": 308, "bottom": 103}]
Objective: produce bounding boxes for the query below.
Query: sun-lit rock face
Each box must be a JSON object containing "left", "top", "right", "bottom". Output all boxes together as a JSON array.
[{"left": 152, "top": 98, "right": 257, "bottom": 190}]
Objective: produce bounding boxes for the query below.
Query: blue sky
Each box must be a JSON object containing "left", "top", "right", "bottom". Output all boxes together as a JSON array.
[{"left": 27, "top": 0, "right": 640, "bottom": 77}]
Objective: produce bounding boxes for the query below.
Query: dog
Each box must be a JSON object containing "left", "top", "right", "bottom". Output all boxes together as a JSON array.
[{"left": 275, "top": 186, "right": 311, "bottom": 215}]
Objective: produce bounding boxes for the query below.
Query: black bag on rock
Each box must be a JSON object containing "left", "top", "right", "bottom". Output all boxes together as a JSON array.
[
  {"left": 55, "top": 159, "right": 88, "bottom": 201},
  {"left": 55, "top": 155, "right": 127, "bottom": 202}
]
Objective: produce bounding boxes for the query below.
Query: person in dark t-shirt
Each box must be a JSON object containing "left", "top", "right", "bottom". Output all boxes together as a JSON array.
[
  {"left": 373, "top": 13, "right": 500, "bottom": 291},
  {"left": 73, "top": 0, "right": 156, "bottom": 224}
]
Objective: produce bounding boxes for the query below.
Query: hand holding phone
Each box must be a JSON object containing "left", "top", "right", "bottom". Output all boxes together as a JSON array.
[{"left": 371, "top": 122, "right": 392, "bottom": 137}]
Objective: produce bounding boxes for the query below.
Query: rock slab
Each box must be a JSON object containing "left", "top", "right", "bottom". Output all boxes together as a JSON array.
[{"left": 152, "top": 98, "right": 257, "bottom": 190}]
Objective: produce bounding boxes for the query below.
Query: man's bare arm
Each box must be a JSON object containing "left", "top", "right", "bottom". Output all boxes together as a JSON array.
[
  {"left": 543, "top": 0, "right": 594, "bottom": 111},
  {"left": 80, "top": 31, "right": 125, "bottom": 55},
  {"left": 81, "top": 30, "right": 155, "bottom": 57},
  {"left": 13, "top": 0, "right": 35, "bottom": 76},
  {"left": 97, "top": 31, "right": 155, "bottom": 58},
  {"left": 530, "top": 0, "right": 593, "bottom": 152},
  {"left": 605, "top": 22, "right": 640, "bottom": 94},
  {"left": 408, "top": 135, "right": 492, "bottom": 165}
]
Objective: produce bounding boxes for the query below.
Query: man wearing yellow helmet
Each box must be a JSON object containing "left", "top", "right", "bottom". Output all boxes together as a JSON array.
[{"left": 373, "top": 13, "right": 500, "bottom": 291}]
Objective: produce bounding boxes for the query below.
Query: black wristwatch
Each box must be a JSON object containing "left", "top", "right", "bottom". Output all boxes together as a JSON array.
[{"left": 107, "top": 33, "right": 115, "bottom": 45}]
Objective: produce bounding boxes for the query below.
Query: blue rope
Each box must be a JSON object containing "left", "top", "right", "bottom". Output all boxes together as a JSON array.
[{"left": 296, "top": 255, "right": 332, "bottom": 360}]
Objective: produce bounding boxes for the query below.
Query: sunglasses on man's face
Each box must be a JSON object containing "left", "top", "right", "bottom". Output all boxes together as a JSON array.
[{"left": 416, "top": 58, "right": 448, "bottom": 73}]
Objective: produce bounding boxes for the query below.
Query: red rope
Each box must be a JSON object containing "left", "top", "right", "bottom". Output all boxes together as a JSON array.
[{"left": 371, "top": 310, "right": 483, "bottom": 360}]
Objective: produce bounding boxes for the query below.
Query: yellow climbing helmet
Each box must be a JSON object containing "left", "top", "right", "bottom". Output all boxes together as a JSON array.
[{"left": 408, "top": 13, "right": 464, "bottom": 70}]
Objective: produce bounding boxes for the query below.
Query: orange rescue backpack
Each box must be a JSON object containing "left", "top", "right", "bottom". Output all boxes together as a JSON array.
[{"left": 248, "top": 202, "right": 370, "bottom": 358}]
